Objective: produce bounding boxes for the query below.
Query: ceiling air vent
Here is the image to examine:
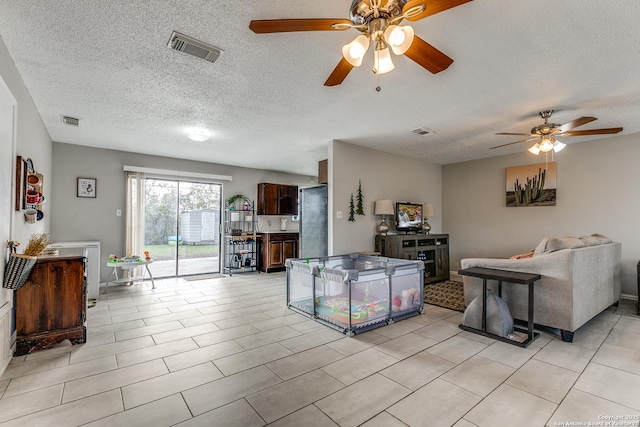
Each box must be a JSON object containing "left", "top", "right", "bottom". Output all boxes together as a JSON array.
[
  {"left": 62, "top": 115, "right": 80, "bottom": 126},
  {"left": 411, "top": 127, "right": 435, "bottom": 136},
  {"left": 167, "top": 31, "right": 223, "bottom": 64}
]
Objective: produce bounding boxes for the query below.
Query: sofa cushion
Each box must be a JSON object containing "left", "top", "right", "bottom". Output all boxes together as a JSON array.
[
  {"left": 533, "top": 236, "right": 585, "bottom": 256},
  {"left": 591, "top": 233, "right": 612, "bottom": 244},
  {"left": 579, "top": 235, "right": 601, "bottom": 246}
]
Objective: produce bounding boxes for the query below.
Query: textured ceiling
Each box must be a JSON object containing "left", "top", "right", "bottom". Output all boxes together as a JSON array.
[{"left": 1, "top": 1, "right": 639, "bottom": 176}]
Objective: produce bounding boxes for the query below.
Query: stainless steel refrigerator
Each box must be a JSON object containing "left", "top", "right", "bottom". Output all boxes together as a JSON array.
[{"left": 299, "top": 185, "right": 328, "bottom": 258}]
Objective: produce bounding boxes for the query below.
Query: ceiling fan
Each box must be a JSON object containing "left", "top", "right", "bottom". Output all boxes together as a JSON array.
[
  {"left": 491, "top": 110, "right": 623, "bottom": 155},
  {"left": 249, "top": 0, "right": 472, "bottom": 86}
]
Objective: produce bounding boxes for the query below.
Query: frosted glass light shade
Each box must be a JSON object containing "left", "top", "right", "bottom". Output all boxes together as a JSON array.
[
  {"left": 374, "top": 199, "right": 394, "bottom": 215},
  {"left": 528, "top": 143, "right": 541, "bottom": 155},
  {"left": 383, "top": 25, "right": 415, "bottom": 55},
  {"left": 540, "top": 136, "right": 554, "bottom": 152},
  {"left": 373, "top": 47, "right": 395, "bottom": 74},
  {"left": 342, "top": 35, "right": 370, "bottom": 67},
  {"left": 553, "top": 140, "right": 566, "bottom": 152},
  {"left": 187, "top": 129, "right": 211, "bottom": 142}
]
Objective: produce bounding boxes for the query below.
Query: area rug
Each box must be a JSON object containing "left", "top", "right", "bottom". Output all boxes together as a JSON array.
[
  {"left": 424, "top": 280, "right": 466, "bottom": 312},
  {"left": 183, "top": 274, "right": 225, "bottom": 281}
]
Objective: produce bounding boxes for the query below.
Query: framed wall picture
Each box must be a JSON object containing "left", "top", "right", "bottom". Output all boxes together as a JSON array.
[
  {"left": 77, "top": 177, "right": 97, "bottom": 198},
  {"left": 506, "top": 162, "right": 556, "bottom": 207},
  {"left": 15, "top": 156, "right": 26, "bottom": 210}
]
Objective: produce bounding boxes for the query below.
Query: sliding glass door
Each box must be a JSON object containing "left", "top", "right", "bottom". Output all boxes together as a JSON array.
[{"left": 143, "top": 178, "right": 221, "bottom": 278}]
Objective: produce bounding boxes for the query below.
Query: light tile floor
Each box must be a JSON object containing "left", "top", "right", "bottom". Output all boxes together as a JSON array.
[{"left": 2, "top": 272, "right": 640, "bottom": 426}]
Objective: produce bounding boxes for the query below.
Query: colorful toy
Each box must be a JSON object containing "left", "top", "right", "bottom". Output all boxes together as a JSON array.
[
  {"left": 392, "top": 295, "right": 402, "bottom": 312},
  {"left": 144, "top": 251, "right": 151, "bottom": 261}
]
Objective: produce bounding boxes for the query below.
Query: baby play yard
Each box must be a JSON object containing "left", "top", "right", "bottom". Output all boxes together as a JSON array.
[{"left": 286, "top": 254, "right": 424, "bottom": 336}]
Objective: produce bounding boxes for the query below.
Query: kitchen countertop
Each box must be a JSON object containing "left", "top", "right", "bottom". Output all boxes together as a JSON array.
[{"left": 257, "top": 231, "right": 299, "bottom": 234}]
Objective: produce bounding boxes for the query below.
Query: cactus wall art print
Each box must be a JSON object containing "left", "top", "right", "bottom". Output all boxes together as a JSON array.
[{"left": 506, "top": 162, "right": 557, "bottom": 207}]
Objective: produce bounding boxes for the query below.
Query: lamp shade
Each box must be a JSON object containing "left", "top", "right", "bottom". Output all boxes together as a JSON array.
[
  {"left": 424, "top": 203, "right": 435, "bottom": 217},
  {"left": 383, "top": 25, "right": 415, "bottom": 55},
  {"left": 553, "top": 140, "right": 566, "bottom": 153},
  {"left": 374, "top": 199, "right": 394, "bottom": 215},
  {"left": 342, "top": 35, "right": 370, "bottom": 67},
  {"left": 528, "top": 142, "right": 541, "bottom": 155},
  {"left": 373, "top": 47, "right": 395, "bottom": 74},
  {"left": 540, "top": 136, "right": 554, "bottom": 152}
]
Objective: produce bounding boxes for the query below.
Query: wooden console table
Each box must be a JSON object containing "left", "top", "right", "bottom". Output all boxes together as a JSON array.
[{"left": 458, "top": 266, "right": 541, "bottom": 348}]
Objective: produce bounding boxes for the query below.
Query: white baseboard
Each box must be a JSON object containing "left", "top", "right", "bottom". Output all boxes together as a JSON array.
[
  {"left": 621, "top": 293, "right": 638, "bottom": 301},
  {"left": 449, "top": 271, "right": 463, "bottom": 283}
]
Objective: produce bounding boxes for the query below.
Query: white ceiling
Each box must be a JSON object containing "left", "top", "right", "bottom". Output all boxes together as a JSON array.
[{"left": 1, "top": 1, "right": 639, "bottom": 176}]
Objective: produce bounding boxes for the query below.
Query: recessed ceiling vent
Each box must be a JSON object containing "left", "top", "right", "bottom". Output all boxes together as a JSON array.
[
  {"left": 167, "top": 31, "right": 223, "bottom": 64},
  {"left": 61, "top": 115, "right": 80, "bottom": 126},
  {"left": 411, "top": 127, "right": 434, "bottom": 136}
]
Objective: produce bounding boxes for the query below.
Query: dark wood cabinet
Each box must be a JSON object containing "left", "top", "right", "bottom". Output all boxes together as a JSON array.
[
  {"left": 318, "top": 159, "right": 328, "bottom": 184},
  {"left": 15, "top": 256, "right": 87, "bottom": 355},
  {"left": 260, "top": 233, "right": 299, "bottom": 272},
  {"left": 257, "top": 183, "right": 299, "bottom": 215},
  {"left": 375, "top": 234, "right": 450, "bottom": 284}
]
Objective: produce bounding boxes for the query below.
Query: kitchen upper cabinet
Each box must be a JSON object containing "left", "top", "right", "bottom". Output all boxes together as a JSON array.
[{"left": 257, "top": 183, "right": 299, "bottom": 215}]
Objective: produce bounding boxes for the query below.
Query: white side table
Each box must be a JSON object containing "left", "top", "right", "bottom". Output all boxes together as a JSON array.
[{"left": 105, "top": 260, "right": 156, "bottom": 293}]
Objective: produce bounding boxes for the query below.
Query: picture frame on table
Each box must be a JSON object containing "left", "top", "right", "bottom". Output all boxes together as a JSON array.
[{"left": 77, "top": 177, "right": 97, "bottom": 198}]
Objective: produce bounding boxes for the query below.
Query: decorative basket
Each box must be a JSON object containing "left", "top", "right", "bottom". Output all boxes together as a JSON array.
[{"left": 3, "top": 254, "right": 37, "bottom": 290}]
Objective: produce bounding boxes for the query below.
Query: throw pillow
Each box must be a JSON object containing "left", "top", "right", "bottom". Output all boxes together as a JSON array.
[
  {"left": 533, "top": 236, "right": 586, "bottom": 256},
  {"left": 510, "top": 251, "right": 534, "bottom": 259}
]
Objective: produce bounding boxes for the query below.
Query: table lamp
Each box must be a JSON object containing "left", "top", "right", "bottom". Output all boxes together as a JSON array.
[
  {"left": 422, "top": 203, "right": 435, "bottom": 234},
  {"left": 374, "top": 199, "right": 394, "bottom": 235}
]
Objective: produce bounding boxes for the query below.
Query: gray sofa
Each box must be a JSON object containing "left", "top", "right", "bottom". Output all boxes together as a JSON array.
[{"left": 460, "top": 235, "right": 621, "bottom": 342}]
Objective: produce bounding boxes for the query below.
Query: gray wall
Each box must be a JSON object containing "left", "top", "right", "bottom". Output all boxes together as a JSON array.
[
  {"left": 443, "top": 132, "right": 640, "bottom": 296},
  {"left": 51, "top": 142, "right": 315, "bottom": 282},
  {"left": 329, "top": 140, "right": 442, "bottom": 254},
  {"left": 0, "top": 35, "right": 52, "bottom": 247}
]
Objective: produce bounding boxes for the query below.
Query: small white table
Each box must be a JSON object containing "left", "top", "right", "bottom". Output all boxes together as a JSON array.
[{"left": 105, "top": 260, "right": 156, "bottom": 293}]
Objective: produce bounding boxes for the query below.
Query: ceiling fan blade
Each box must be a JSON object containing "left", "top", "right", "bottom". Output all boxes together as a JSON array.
[
  {"left": 249, "top": 19, "right": 352, "bottom": 34},
  {"left": 403, "top": 0, "right": 473, "bottom": 21},
  {"left": 557, "top": 127, "right": 623, "bottom": 137},
  {"left": 403, "top": 36, "right": 453, "bottom": 74},
  {"left": 495, "top": 132, "right": 534, "bottom": 136},
  {"left": 557, "top": 116, "right": 597, "bottom": 133},
  {"left": 490, "top": 137, "right": 539, "bottom": 150},
  {"left": 324, "top": 58, "right": 355, "bottom": 87}
]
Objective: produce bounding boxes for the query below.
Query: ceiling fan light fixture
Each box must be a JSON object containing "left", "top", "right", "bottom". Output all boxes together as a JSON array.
[
  {"left": 342, "top": 34, "right": 370, "bottom": 67},
  {"left": 373, "top": 46, "right": 394, "bottom": 74},
  {"left": 383, "top": 24, "right": 414, "bottom": 55},
  {"left": 528, "top": 143, "right": 541, "bottom": 155}
]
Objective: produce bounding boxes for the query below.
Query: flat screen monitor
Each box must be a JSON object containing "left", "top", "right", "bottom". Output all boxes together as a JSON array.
[{"left": 396, "top": 202, "right": 422, "bottom": 232}]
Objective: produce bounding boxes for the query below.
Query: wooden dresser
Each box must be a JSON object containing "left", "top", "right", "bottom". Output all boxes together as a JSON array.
[{"left": 15, "top": 255, "right": 87, "bottom": 355}]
